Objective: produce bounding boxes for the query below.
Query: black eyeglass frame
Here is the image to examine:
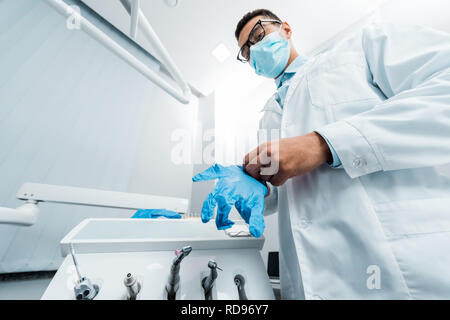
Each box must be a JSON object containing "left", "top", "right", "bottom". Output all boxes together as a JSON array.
[{"left": 237, "top": 19, "right": 282, "bottom": 63}]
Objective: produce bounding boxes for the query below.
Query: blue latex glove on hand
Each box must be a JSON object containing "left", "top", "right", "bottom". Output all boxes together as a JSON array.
[
  {"left": 132, "top": 209, "right": 182, "bottom": 219},
  {"left": 192, "top": 164, "right": 268, "bottom": 238}
]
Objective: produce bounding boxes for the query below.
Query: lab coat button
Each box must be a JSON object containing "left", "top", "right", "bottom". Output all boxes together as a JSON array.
[
  {"left": 352, "top": 157, "right": 367, "bottom": 168},
  {"left": 299, "top": 219, "right": 312, "bottom": 229}
]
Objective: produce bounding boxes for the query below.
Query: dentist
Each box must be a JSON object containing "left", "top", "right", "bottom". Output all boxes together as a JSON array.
[{"left": 195, "top": 8, "right": 450, "bottom": 299}]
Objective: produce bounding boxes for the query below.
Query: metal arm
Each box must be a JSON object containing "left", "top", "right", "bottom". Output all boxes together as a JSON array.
[
  {"left": 118, "top": 0, "right": 191, "bottom": 96},
  {"left": 44, "top": 0, "right": 191, "bottom": 104},
  {"left": 0, "top": 200, "right": 39, "bottom": 227},
  {"left": 129, "top": 0, "right": 140, "bottom": 39},
  {"left": 0, "top": 182, "right": 188, "bottom": 227}
]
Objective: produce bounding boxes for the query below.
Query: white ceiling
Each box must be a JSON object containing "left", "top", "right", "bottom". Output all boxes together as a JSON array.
[{"left": 81, "top": 0, "right": 385, "bottom": 96}]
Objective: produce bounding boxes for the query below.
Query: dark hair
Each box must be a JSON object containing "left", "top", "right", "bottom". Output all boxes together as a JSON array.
[{"left": 235, "top": 9, "right": 282, "bottom": 41}]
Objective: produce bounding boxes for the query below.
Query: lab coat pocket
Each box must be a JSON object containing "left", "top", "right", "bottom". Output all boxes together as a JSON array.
[
  {"left": 374, "top": 198, "right": 450, "bottom": 299},
  {"left": 374, "top": 198, "right": 450, "bottom": 238},
  {"left": 307, "top": 52, "right": 381, "bottom": 120}
]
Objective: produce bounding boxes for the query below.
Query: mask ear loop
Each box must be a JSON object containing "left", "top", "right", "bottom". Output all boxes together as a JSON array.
[
  {"left": 277, "top": 22, "right": 285, "bottom": 37},
  {"left": 261, "top": 22, "right": 284, "bottom": 41}
]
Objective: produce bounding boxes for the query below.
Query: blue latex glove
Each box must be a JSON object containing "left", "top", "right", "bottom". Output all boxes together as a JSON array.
[
  {"left": 192, "top": 164, "right": 268, "bottom": 238},
  {"left": 132, "top": 209, "right": 182, "bottom": 219}
]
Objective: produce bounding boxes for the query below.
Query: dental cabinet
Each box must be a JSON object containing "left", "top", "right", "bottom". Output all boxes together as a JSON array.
[{"left": 42, "top": 219, "right": 275, "bottom": 300}]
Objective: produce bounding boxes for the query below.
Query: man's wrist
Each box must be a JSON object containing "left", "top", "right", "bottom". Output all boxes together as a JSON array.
[{"left": 311, "top": 132, "right": 333, "bottom": 164}]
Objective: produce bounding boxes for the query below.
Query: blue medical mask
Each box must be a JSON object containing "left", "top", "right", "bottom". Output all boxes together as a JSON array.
[{"left": 250, "top": 30, "right": 290, "bottom": 79}]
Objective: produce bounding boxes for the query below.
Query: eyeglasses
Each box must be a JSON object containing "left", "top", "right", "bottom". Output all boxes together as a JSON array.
[{"left": 237, "top": 19, "right": 282, "bottom": 63}]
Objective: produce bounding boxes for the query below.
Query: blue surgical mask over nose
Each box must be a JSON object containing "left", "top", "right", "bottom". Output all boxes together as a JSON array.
[{"left": 250, "top": 30, "right": 290, "bottom": 79}]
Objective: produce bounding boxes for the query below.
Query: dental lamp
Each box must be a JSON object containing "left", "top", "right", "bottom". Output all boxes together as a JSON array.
[{"left": 0, "top": 183, "right": 188, "bottom": 227}]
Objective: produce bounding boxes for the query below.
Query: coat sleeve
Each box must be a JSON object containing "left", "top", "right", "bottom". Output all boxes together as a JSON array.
[{"left": 317, "top": 24, "right": 450, "bottom": 179}]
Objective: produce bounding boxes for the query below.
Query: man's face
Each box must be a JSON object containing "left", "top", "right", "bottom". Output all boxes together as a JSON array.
[{"left": 237, "top": 15, "right": 290, "bottom": 64}]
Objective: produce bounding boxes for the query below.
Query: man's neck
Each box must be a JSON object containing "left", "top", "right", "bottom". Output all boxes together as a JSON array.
[
  {"left": 286, "top": 50, "right": 300, "bottom": 70},
  {"left": 276, "top": 50, "right": 300, "bottom": 79}
]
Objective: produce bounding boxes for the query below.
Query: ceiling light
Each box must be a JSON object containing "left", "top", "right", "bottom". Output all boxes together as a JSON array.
[{"left": 212, "top": 43, "right": 231, "bottom": 63}]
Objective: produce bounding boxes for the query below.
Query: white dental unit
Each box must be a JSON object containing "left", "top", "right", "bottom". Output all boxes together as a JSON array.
[
  {"left": 42, "top": 218, "right": 274, "bottom": 300},
  {"left": 0, "top": 182, "right": 274, "bottom": 300}
]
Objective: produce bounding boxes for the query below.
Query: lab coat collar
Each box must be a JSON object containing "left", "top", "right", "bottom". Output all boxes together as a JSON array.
[
  {"left": 275, "top": 55, "right": 309, "bottom": 88},
  {"left": 261, "top": 93, "right": 283, "bottom": 114}
]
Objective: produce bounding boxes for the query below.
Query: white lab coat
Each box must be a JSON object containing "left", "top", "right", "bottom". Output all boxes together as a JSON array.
[{"left": 260, "top": 24, "right": 450, "bottom": 299}]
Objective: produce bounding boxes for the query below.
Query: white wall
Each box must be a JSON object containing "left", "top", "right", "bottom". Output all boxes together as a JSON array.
[
  {"left": 126, "top": 87, "right": 197, "bottom": 200},
  {"left": 378, "top": 0, "right": 450, "bottom": 32}
]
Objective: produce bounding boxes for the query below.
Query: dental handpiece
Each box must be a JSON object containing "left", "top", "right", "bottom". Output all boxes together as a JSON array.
[
  {"left": 234, "top": 274, "right": 248, "bottom": 300},
  {"left": 202, "top": 260, "right": 222, "bottom": 300},
  {"left": 124, "top": 273, "right": 141, "bottom": 300},
  {"left": 70, "top": 244, "right": 99, "bottom": 300},
  {"left": 166, "top": 246, "right": 192, "bottom": 300},
  {"left": 70, "top": 244, "right": 82, "bottom": 281}
]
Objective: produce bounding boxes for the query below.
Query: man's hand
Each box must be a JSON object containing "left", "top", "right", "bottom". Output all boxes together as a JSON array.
[{"left": 243, "top": 132, "right": 332, "bottom": 186}]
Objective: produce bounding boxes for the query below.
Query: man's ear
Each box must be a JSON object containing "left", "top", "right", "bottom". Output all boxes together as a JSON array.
[{"left": 281, "top": 22, "right": 292, "bottom": 40}]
